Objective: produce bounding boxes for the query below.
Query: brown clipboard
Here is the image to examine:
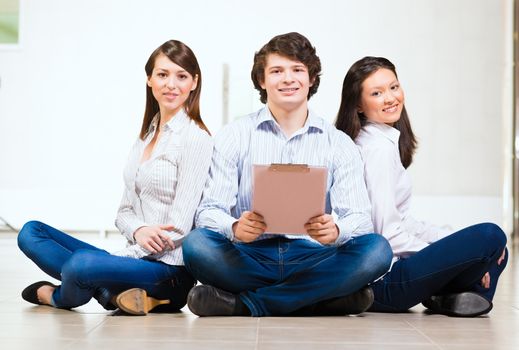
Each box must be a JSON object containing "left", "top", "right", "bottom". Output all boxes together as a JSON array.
[{"left": 252, "top": 164, "right": 327, "bottom": 234}]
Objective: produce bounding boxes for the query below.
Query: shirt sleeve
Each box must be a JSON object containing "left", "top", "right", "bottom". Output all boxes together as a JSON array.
[
  {"left": 114, "top": 187, "right": 147, "bottom": 244},
  {"left": 402, "top": 216, "right": 453, "bottom": 243},
  {"left": 167, "top": 128, "right": 214, "bottom": 237},
  {"left": 195, "top": 124, "right": 240, "bottom": 240},
  {"left": 361, "top": 141, "right": 428, "bottom": 256},
  {"left": 330, "top": 133, "right": 374, "bottom": 246}
]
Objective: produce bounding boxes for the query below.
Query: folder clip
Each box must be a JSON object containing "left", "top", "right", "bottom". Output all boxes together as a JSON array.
[{"left": 268, "top": 164, "right": 310, "bottom": 173}]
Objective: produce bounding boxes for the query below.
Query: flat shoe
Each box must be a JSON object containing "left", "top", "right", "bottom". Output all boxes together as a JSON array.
[
  {"left": 21, "top": 281, "right": 58, "bottom": 305},
  {"left": 422, "top": 291, "right": 492, "bottom": 317},
  {"left": 115, "top": 288, "right": 170, "bottom": 315}
]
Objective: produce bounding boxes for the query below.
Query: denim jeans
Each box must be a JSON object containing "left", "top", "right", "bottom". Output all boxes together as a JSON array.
[
  {"left": 17, "top": 221, "right": 195, "bottom": 310},
  {"left": 369, "top": 223, "right": 508, "bottom": 312},
  {"left": 182, "top": 228, "right": 392, "bottom": 316}
]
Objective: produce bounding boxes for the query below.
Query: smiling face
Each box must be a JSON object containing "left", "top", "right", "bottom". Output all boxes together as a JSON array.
[
  {"left": 260, "top": 53, "right": 313, "bottom": 112},
  {"left": 147, "top": 53, "right": 198, "bottom": 117},
  {"left": 358, "top": 68, "right": 404, "bottom": 125}
]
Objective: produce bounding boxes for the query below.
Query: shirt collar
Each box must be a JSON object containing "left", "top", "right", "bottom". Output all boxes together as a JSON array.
[
  {"left": 365, "top": 121, "right": 400, "bottom": 144},
  {"left": 255, "top": 106, "right": 324, "bottom": 133},
  {"left": 150, "top": 109, "right": 190, "bottom": 135}
]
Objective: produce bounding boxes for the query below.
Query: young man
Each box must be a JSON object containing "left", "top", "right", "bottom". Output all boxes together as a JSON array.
[{"left": 182, "top": 32, "right": 392, "bottom": 317}]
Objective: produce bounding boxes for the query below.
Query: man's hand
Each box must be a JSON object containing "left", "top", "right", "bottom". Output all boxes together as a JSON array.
[
  {"left": 134, "top": 225, "right": 175, "bottom": 253},
  {"left": 305, "top": 214, "right": 339, "bottom": 244},
  {"left": 233, "top": 211, "right": 266, "bottom": 243}
]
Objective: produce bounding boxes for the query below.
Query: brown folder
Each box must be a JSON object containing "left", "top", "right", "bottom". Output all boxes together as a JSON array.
[{"left": 252, "top": 164, "right": 327, "bottom": 234}]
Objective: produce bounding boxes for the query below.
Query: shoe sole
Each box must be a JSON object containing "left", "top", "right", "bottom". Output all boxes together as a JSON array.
[
  {"left": 443, "top": 292, "right": 492, "bottom": 317},
  {"left": 115, "top": 288, "right": 170, "bottom": 315}
]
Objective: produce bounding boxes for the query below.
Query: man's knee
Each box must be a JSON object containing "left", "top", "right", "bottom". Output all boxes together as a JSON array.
[
  {"left": 359, "top": 233, "right": 393, "bottom": 279},
  {"left": 183, "top": 228, "right": 222, "bottom": 270}
]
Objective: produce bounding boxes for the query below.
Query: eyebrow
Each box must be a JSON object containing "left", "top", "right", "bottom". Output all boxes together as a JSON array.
[
  {"left": 366, "top": 80, "right": 399, "bottom": 89},
  {"left": 155, "top": 68, "right": 188, "bottom": 74},
  {"left": 267, "top": 64, "right": 306, "bottom": 70}
]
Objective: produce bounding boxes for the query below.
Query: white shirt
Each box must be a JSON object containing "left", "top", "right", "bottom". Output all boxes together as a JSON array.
[
  {"left": 114, "top": 110, "right": 213, "bottom": 265},
  {"left": 355, "top": 122, "right": 451, "bottom": 261},
  {"left": 196, "top": 107, "right": 373, "bottom": 245}
]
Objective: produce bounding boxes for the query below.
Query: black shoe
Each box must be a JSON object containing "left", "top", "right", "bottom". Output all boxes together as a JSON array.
[
  {"left": 291, "top": 286, "right": 374, "bottom": 316},
  {"left": 21, "top": 281, "right": 58, "bottom": 305},
  {"left": 187, "top": 285, "right": 250, "bottom": 317},
  {"left": 422, "top": 292, "right": 493, "bottom": 317}
]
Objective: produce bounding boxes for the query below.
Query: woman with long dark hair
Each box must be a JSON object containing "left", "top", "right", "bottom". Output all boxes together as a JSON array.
[
  {"left": 335, "top": 56, "right": 507, "bottom": 317},
  {"left": 17, "top": 40, "right": 213, "bottom": 315}
]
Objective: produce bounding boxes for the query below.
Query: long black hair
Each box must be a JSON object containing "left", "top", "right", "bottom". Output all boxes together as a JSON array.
[{"left": 335, "top": 56, "right": 417, "bottom": 168}]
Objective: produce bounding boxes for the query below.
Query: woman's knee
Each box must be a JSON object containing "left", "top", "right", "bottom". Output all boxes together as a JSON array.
[
  {"left": 472, "top": 223, "right": 507, "bottom": 250},
  {"left": 17, "top": 220, "right": 44, "bottom": 254},
  {"left": 61, "top": 249, "right": 103, "bottom": 281}
]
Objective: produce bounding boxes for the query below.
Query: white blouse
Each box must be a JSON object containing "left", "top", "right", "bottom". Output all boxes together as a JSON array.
[
  {"left": 355, "top": 122, "right": 451, "bottom": 261},
  {"left": 114, "top": 110, "right": 213, "bottom": 265}
]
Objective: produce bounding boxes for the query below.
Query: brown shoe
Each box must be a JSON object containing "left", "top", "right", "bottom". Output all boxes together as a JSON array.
[{"left": 115, "top": 288, "right": 170, "bottom": 315}]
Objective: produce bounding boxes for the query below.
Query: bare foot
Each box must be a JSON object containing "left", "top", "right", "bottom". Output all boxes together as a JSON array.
[{"left": 37, "top": 285, "right": 55, "bottom": 305}]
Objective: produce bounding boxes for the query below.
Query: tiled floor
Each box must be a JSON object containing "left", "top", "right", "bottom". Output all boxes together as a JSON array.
[{"left": 1, "top": 232, "right": 518, "bottom": 349}]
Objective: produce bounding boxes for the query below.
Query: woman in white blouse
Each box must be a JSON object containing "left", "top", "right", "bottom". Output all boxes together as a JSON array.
[
  {"left": 17, "top": 40, "right": 213, "bottom": 315},
  {"left": 335, "top": 56, "right": 507, "bottom": 317}
]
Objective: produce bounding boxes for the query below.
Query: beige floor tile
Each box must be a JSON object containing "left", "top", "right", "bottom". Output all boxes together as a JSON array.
[
  {"left": 258, "top": 327, "right": 433, "bottom": 345},
  {"left": 259, "top": 315, "right": 411, "bottom": 329},
  {"left": 103, "top": 313, "right": 259, "bottom": 328},
  {"left": 0, "top": 338, "right": 76, "bottom": 350},
  {"left": 258, "top": 344, "right": 440, "bottom": 350},
  {"left": 439, "top": 345, "right": 517, "bottom": 350},
  {"left": 87, "top": 324, "right": 258, "bottom": 342},
  {"left": 421, "top": 328, "right": 519, "bottom": 347},
  {"left": 68, "top": 340, "right": 256, "bottom": 350}
]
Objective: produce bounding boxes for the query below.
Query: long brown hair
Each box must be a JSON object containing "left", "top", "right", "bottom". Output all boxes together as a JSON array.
[
  {"left": 335, "top": 56, "right": 417, "bottom": 168},
  {"left": 140, "top": 40, "right": 209, "bottom": 140}
]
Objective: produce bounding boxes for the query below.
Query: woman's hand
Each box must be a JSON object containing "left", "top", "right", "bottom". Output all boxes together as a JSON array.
[
  {"left": 133, "top": 225, "right": 175, "bottom": 254},
  {"left": 480, "top": 248, "right": 507, "bottom": 288},
  {"left": 305, "top": 214, "right": 339, "bottom": 245},
  {"left": 480, "top": 272, "right": 490, "bottom": 289},
  {"left": 233, "top": 211, "right": 266, "bottom": 243},
  {"left": 498, "top": 247, "right": 506, "bottom": 265}
]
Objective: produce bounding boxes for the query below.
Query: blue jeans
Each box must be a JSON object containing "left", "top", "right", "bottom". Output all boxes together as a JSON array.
[
  {"left": 369, "top": 223, "right": 508, "bottom": 312},
  {"left": 182, "top": 228, "right": 392, "bottom": 316},
  {"left": 17, "top": 221, "right": 195, "bottom": 310}
]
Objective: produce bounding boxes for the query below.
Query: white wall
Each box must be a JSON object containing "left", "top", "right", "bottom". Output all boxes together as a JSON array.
[{"left": 0, "top": 0, "right": 512, "bottom": 232}]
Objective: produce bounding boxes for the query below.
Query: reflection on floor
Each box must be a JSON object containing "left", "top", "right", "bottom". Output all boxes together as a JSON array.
[{"left": 1, "top": 232, "right": 518, "bottom": 350}]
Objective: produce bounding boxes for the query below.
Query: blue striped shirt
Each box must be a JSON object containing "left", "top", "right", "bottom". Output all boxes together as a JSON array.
[{"left": 195, "top": 107, "right": 373, "bottom": 245}]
